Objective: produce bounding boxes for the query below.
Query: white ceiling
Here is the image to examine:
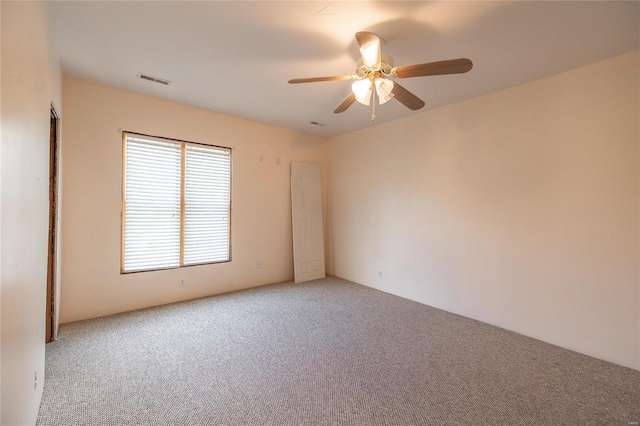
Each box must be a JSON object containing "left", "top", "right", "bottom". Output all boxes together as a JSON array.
[{"left": 48, "top": 1, "right": 639, "bottom": 139}]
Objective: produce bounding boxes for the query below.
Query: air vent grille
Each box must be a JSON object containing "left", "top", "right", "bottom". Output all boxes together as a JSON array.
[{"left": 139, "top": 73, "right": 171, "bottom": 86}]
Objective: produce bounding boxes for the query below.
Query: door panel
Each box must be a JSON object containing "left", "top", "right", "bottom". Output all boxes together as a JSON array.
[{"left": 291, "top": 162, "right": 325, "bottom": 283}]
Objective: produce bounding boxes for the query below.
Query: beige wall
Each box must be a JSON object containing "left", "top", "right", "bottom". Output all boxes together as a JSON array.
[
  {"left": 60, "top": 78, "right": 327, "bottom": 323},
  {"left": 327, "top": 51, "right": 640, "bottom": 370},
  {"left": 1, "top": 1, "right": 63, "bottom": 424}
]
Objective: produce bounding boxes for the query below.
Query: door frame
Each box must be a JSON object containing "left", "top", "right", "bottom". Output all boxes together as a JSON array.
[{"left": 46, "top": 105, "right": 59, "bottom": 343}]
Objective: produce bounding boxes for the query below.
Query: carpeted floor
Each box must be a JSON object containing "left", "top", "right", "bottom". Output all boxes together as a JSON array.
[{"left": 37, "top": 276, "right": 640, "bottom": 425}]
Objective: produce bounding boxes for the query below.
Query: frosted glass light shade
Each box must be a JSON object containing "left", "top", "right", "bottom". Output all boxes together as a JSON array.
[
  {"left": 352, "top": 79, "right": 373, "bottom": 105},
  {"left": 375, "top": 78, "right": 395, "bottom": 105}
]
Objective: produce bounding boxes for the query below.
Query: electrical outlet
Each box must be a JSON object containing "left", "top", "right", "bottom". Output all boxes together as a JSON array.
[
  {"left": 179, "top": 279, "right": 186, "bottom": 287},
  {"left": 256, "top": 261, "right": 262, "bottom": 269},
  {"left": 275, "top": 157, "right": 281, "bottom": 165},
  {"left": 34, "top": 372, "right": 37, "bottom": 390},
  {"left": 259, "top": 154, "right": 264, "bottom": 163},
  {"left": 378, "top": 270, "right": 383, "bottom": 279}
]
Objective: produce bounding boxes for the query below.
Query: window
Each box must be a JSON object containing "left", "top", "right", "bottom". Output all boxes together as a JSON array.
[{"left": 122, "top": 132, "right": 231, "bottom": 273}]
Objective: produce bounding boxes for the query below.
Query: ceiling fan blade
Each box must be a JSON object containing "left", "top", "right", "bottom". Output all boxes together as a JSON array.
[
  {"left": 355, "top": 31, "right": 381, "bottom": 68},
  {"left": 288, "top": 75, "right": 355, "bottom": 84},
  {"left": 334, "top": 92, "right": 356, "bottom": 113},
  {"left": 391, "top": 82, "right": 425, "bottom": 111},
  {"left": 395, "top": 58, "right": 473, "bottom": 79}
]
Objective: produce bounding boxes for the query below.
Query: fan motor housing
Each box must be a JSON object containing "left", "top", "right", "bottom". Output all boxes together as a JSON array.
[{"left": 356, "top": 55, "right": 395, "bottom": 78}]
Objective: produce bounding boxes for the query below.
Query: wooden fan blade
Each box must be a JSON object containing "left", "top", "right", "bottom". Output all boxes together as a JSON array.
[
  {"left": 395, "top": 58, "right": 473, "bottom": 79},
  {"left": 355, "top": 31, "right": 381, "bottom": 68},
  {"left": 334, "top": 92, "right": 356, "bottom": 113},
  {"left": 288, "top": 75, "right": 355, "bottom": 84},
  {"left": 391, "top": 82, "right": 425, "bottom": 111}
]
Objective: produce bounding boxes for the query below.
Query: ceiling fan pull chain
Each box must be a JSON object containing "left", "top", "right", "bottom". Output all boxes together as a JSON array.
[{"left": 371, "top": 86, "right": 376, "bottom": 121}]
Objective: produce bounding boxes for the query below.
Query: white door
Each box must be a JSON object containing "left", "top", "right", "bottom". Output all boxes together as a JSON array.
[{"left": 291, "top": 162, "right": 325, "bottom": 283}]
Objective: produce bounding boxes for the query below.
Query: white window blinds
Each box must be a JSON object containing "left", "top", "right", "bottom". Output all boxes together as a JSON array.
[
  {"left": 122, "top": 133, "right": 231, "bottom": 273},
  {"left": 184, "top": 144, "right": 231, "bottom": 265}
]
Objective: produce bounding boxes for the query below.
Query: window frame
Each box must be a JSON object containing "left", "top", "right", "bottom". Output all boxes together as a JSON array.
[{"left": 121, "top": 131, "right": 232, "bottom": 274}]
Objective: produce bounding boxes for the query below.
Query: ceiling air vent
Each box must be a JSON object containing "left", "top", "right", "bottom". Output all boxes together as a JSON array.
[{"left": 138, "top": 73, "right": 171, "bottom": 86}]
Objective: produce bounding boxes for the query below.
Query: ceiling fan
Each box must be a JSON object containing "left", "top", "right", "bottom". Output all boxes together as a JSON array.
[{"left": 288, "top": 32, "right": 473, "bottom": 120}]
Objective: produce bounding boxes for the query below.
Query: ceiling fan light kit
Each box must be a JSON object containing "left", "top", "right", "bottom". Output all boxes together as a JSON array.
[{"left": 289, "top": 31, "right": 473, "bottom": 121}]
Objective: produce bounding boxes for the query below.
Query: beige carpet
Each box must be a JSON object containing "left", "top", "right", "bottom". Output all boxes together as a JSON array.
[{"left": 37, "top": 276, "right": 640, "bottom": 425}]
